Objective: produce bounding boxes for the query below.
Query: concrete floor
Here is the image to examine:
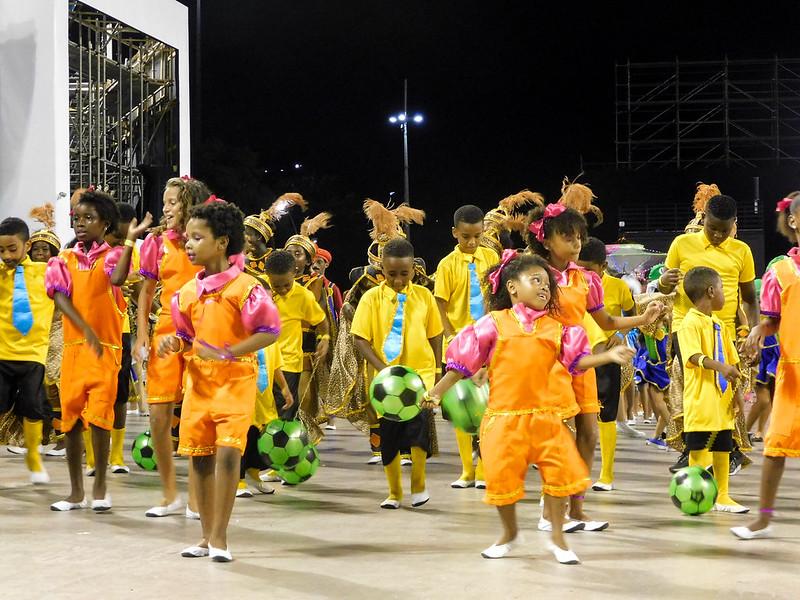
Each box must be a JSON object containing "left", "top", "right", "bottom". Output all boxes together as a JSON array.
[{"left": 2, "top": 415, "right": 799, "bottom": 600}]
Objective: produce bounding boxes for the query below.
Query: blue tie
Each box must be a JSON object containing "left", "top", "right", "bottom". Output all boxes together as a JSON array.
[
  {"left": 256, "top": 348, "right": 269, "bottom": 393},
  {"left": 383, "top": 292, "right": 406, "bottom": 363},
  {"left": 12, "top": 265, "right": 33, "bottom": 336},
  {"left": 713, "top": 323, "right": 728, "bottom": 394},
  {"left": 468, "top": 262, "right": 484, "bottom": 321}
]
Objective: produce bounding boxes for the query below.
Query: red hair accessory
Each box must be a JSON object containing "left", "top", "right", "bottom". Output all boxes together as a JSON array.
[
  {"left": 776, "top": 198, "right": 794, "bottom": 212},
  {"left": 87, "top": 185, "right": 96, "bottom": 192},
  {"left": 315, "top": 248, "right": 332, "bottom": 265},
  {"left": 180, "top": 174, "right": 192, "bottom": 181},
  {"left": 488, "top": 249, "right": 519, "bottom": 294},
  {"left": 528, "top": 203, "right": 567, "bottom": 242},
  {"left": 204, "top": 194, "right": 224, "bottom": 204}
]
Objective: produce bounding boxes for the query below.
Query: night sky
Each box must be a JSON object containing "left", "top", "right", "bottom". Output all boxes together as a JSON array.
[{"left": 189, "top": 1, "right": 800, "bottom": 282}]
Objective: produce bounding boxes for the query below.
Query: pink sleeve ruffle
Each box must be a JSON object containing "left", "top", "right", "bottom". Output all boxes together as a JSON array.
[
  {"left": 584, "top": 269, "right": 605, "bottom": 313},
  {"left": 241, "top": 284, "right": 282, "bottom": 335},
  {"left": 560, "top": 324, "right": 591, "bottom": 375},
  {"left": 171, "top": 291, "right": 195, "bottom": 342},
  {"left": 103, "top": 244, "right": 126, "bottom": 279},
  {"left": 760, "top": 267, "right": 781, "bottom": 317},
  {"left": 45, "top": 256, "right": 72, "bottom": 298},
  {"left": 139, "top": 233, "right": 163, "bottom": 280},
  {"left": 444, "top": 314, "right": 498, "bottom": 377}
]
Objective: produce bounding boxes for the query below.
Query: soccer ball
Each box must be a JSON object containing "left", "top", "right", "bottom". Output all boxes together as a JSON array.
[
  {"left": 441, "top": 379, "right": 488, "bottom": 435},
  {"left": 279, "top": 445, "right": 320, "bottom": 485},
  {"left": 257, "top": 419, "right": 309, "bottom": 469},
  {"left": 669, "top": 466, "right": 718, "bottom": 515},
  {"left": 131, "top": 430, "right": 157, "bottom": 471},
  {"left": 369, "top": 365, "right": 425, "bottom": 422}
]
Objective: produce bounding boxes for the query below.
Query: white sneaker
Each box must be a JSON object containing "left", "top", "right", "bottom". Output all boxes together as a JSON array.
[
  {"left": 380, "top": 498, "right": 401, "bottom": 509},
  {"left": 253, "top": 482, "right": 275, "bottom": 495},
  {"left": 475, "top": 480, "right": 486, "bottom": 489},
  {"left": 145, "top": 497, "right": 184, "bottom": 518},
  {"left": 110, "top": 464, "right": 130, "bottom": 474},
  {"left": 6, "top": 445, "right": 27, "bottom": 455},
  {"left": 714, "top": 502, "right": 750, "bottom": 514},
  {"left": 50, "top": 498, "right": 87, "bottom": 511},
  {"left": 260, "top": 470, "right": 282, "bottom": 482},
  {"left": 181, "top": 545, "right": 209, "bottom": 558},
  {"left": 85, "top": 467, "right": 96, "bottom": 477},
  {"left": 450, "top": 478, "right": 475, "bottom": 489},
  {"left": 209, "top": 544, "right": 232, "bottom": 563},
  {"left": 481, "top": 533, "right": 525, "bottom": 559},
  {"left": 591, "top": 481, "right": 614, "bottom": 492},
  {"left": 236, "top": 487, "right": 254, "bottom": 498},
  {"left": 30, "top": 469, "right": 50, "bottom": 485},
  {"left": 537, "top": 517, "right": 585, "bottom": 533},
  {"left": 731, "top": 525, "right": 773, "bottom": 539},
  {"left": 579, "top": 520, "right": 610, "bottom": 532},
  {"left": 617, "top": 422, "right": 646, "bottom": 439},
  {"left": 45, "top": 447, "right": 66, "bottom": 457},
  {"left": 366, "top": 455, "right": 382, "bottom": 465},
  {"left": 400, "top": 458, "right": 412, "bottom": 466},
  {"left": 324, "top": 424, "right": 336, "bottom": 431},
  {"left": 411, "top": 490, "right": 430, "bottom": 507},
  {"left": 546, "top": 542, "right": 580, "bottom": 564},
  {"left": 91, "top": 494, "right": 112, "bottom": 512},
  {"left": 185, "top": 506, "right": 200, "bottom": 520}
]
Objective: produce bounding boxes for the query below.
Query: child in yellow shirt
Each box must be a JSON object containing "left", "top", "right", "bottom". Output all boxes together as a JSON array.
[
  {"left": 352, "top": 238, "right": 443, "bottom": 509},
  {"left": 677, "top": 266, "right": 748, "bottom": 513},
  {"left": 0, "top": 217, "right": 55, "bottom": 483},
  {"left": 434, "top": 205, "right": 498, "bottom": 489}
]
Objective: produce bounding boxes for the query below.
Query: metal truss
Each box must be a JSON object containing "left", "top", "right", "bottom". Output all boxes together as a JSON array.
[
  {"left": 68, "top": 1, "right": 179, "bottom": 205},
  {"left": 616, "top": 57, "right": 800, "bottom": 170}
]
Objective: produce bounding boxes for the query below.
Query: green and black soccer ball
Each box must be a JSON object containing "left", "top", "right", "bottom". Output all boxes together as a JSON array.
[
  {"left": 131, "top": 430, "right": 157, "bottom": 471},
  {"left": 257, "top": 419, "right": 309, "bottom": 469},
  {"left": 669, "top": 466, "right": 718, "bottom": 515},
  {"left": 441, "top": 379, "right": 488, "bottom": 435},
  {"left": 279, "top": 444, "right": 320, "bottom": 485},
  {"left": 369, "top": 365, "right": 425, "bottom": 422}
]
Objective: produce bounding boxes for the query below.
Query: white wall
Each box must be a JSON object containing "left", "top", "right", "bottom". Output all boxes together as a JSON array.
[{"left": 0, "top": 0, "right": 190, "bottom": 245}]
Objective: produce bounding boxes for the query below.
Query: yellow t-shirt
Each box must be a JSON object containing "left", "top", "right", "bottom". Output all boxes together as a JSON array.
[
  {"left": 272, "top": 281, "right": 325, "bottom": 373},
  {"left": 122, "top": 246, "right": 141, "bottom": 334},
  {"left": 583, "top": 312, "right": 608, "bottom": 352},
  {"left": 598, "top": 272, "right": 635, "bottom": 341},
  {"left": 351, "top": 282, "right": 444, "bottom": 389},
  {"left": 0, "top": 257, "right": 54, "bottom": 365},
  {"left": 677, "top": 308, "right": 739, "bottom": 432},
  {"left": 253, "top": 343, "right": 283, "bottom": 428},
  {"left": 665, "top": 231, "right": 755, "bottom": 336}
]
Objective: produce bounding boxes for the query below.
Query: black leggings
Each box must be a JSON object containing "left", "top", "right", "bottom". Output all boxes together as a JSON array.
[{"left": 597, "top": 362, "right": 622, "bottom": 423}]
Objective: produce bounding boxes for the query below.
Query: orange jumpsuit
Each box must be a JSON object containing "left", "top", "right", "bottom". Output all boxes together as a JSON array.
[
  {"left": 761, "top": 250, "right": 800, "bottom": 457},
  {"left": 172, "top": 266, "right": 281, "bottom": 456},
  {"left": 445, "top": 303, "right": 591, "bottom": 506},
  {"left": 139, "top": 231, "right": 201, "bottom": 404},
  {"left": 46, "top": 242, "right": 126, "bottom": 432}
]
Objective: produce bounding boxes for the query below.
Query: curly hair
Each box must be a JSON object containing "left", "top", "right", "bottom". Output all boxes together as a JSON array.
[
  {"left": 483, "top": 253, "right": 559, "bottom": 312},
  {"left": 706, "top": 194, "right": 737, "bottom": 221},
  {"left": 524, "top": 205, "right": 588, "bottom": 260},
  {"left": 777, "top": 191, "right": 800, "bottom": 241},
  {"left": 156, "top": 177, "right": 211, "bottom": 233},
  {"left": 264, "top": 249, "right": 297, "bottom": 276},
  {"left": 188, "top": 201, "right": 245, "bottom": 257},
  {"left": 75, "top": 189, "right": 120, "bottom": 234}
]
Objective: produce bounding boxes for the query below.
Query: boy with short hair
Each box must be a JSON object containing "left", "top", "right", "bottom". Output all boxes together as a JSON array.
[
  {"left": 0, "top": 217, "right": 55, "bottom": 483},
  {"left": 352, "top": 238, "right": 443, "bottom": 508},
  {"left": 678, "top": 266, "right": 748, "bottom": 513},
  {"left": 434, "top": 205, "right": 497, "bottom": 489}
]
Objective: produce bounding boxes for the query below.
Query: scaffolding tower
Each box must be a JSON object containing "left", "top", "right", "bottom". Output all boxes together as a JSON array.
[
  {"left": 615, "top": 57, "right": 800, "bottom": 170},
  {"left": 68, "top": 1, "right": 179, "bottom": 205}
]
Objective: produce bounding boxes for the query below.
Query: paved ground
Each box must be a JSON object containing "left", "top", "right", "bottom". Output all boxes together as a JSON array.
[{"left": 2, "top": 415, "right": 798, "bottom": 600}]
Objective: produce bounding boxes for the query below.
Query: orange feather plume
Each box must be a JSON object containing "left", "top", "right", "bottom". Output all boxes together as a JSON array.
[
  {"left": 393, "top": 203, "right": 426, "bottom": 226},
  {"left": 300, "top": 212, "right": 332, "bottom": 238},
  {"left": 558, "top": 177, "right": 603, "bottom": 225},
  {"left": 30, "top": 203, "right": 55, "bottom": 229},
  {"left": 363, "top": 198, "right": 400, "bottom": 241},
  {"left": 276, "top": 192, "right": 308, "bottom": 212},
  {"left": 499, "top": 189, "right": 544, "bottom": 212},
  {"left": 693, "top": 183, "right": 721, "bottom": 214}
]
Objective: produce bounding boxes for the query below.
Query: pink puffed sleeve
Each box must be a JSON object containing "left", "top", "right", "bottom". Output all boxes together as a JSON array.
[
  {"left": 559, "top": 324, "right": 591, "bottom": 375},
  {"left": 45, "top": 256, "right": 72, "bottom": 298},
  {"left": 229, "top": 253, "right": 245, "bottom": 270},
  {"left": 583, "top": 269, "right": 605, "bottom": 313},
  {"left": 103, "top": 244, "right": 126, "bottom": 278},
  {"left": 241, "top": 284, "right": 282, "bottom": 335},
  {"left": 171, "top": 291, "right": 195, "bottom": 343},
  {"left": 760, "top": 268, "right": 782, "bottom": 318},
  {"left": 139, "top": 233, "right": 163, "bottom": 280},
  {"left": 444, "top": 314, "right": 499, "bottom": 378}
]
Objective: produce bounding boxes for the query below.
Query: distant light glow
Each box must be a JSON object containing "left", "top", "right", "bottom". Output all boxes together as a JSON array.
[
  {"left": 398, "top": 113, "right": 407, "bottom": 122},
  {"left": 413, "top": 114, "right": 424, "bottom": 123},
  {"left": 294, "top": 163, "right": 302, "bottom": 169},
  {"left": 389, "top": 116, "right": 398, "bottom": 124}
]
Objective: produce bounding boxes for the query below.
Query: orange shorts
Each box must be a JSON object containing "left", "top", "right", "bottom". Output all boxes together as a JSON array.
[
  {"left": 574, "top": 368, "right": 600, "bottom": 414},
  {"left": 146, "top": 335, "right": 187, "bottom": 404},
  {"left": 60, "top": 344, "right": 121, "bottom": 432},
  {"left": 479, "top": 410, "right": 590, "bottom": 506},
  {"left": 550, "top": 362, "right": 580, "bottom": 419},
  {"left": 764, "top": 362, "right": 800, "bottom": 458},
  {"left": 177, "top": 358, "right": 257, "bottom": 456}
]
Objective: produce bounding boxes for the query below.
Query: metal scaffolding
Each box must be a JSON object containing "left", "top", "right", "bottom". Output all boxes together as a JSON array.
[
  {"left": 68, "top": 1, "right": 179, "bottom": 205},
  {"left": 615, "top": 57, "right": 800, "bottom": 170}
]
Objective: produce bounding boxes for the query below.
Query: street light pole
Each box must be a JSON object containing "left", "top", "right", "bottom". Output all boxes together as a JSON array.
[{"left": 402, "top": 79, "right": 410, "bottom": 207}]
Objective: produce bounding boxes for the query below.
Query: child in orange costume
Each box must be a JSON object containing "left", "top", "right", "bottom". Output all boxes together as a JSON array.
[
  {"left": 423, "top": 252, "right": 634, "bottom": 564},
  {"left": 46, "top": 190, "right": 132, "bottom": 512},
  {"left": 158, "top": 201, "right": 281, "bottom": 562},
  {"left": 733, "top": 194, "right": 800, "bottom": 539},
  {"left": 130, "top": 176, "right": 210, "bottom": 518},
  {"left": 525, "top": 180, "right": 663, "bottom": 530}
]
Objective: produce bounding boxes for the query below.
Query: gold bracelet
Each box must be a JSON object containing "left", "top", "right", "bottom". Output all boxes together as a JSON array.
[
  {"left": 175, "top": 337, "right": 186, "bottom": 353},
  {"left": 124, "top": 239, "right": 135, "bottom": 248},
  {"left": 316, "top": 334, "right": 330, "bottom": 341},
  {"left": 696, "top": 354, "right": 710, "bottom": 369}
]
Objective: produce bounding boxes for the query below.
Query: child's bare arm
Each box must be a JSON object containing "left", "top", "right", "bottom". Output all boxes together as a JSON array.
[
  {"left": 53, "top": 292, "right": 102, "bottom": 357},
  {"left": 275, "top": 368, "right": 294, "bottom": 409},
  {"left": 353, "top": 335, "right": 387, "bottom": 372}
]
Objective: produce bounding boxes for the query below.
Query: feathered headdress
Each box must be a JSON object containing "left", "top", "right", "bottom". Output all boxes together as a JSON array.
[
  {"left": 558, "top": 177, "right": 603, "bottom": 225},
  {"left": 362, "top": 199, "right": 426, "bottom": 266},
  {"left": 29, "top": 203, "right": 61, "bottom": 253},
  {"left": 685, "top": 182, "right": 722, "bottom": 233},
  {"left": 245, "top": 193, "right": 308, "bottom": 246},
  {"left": 285, "top": 212, "right": 332, "bottom": 258},
  {"left": 481, "top": 189, "right": 543, "bottom": 255},
  {"left": 393, "top": 203, "right": 426, "bottom": 227}
]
